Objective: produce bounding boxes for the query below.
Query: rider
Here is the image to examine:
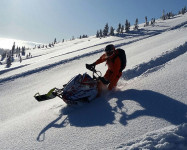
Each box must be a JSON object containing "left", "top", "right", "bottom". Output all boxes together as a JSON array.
[{"left": 87, "top": 44, "right": 123, "bottom": 91}]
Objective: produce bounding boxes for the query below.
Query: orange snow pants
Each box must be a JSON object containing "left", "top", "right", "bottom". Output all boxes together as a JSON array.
[{"left": 104, "top": 70, "right": 122, "bottom": 90}]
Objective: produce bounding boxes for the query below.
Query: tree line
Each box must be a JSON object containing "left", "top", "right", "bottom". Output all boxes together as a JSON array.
[
  {"left": 35, "top": 5, "right": 187, "bottom": 49},
  {"left": 96, "top": 16, "right": 155, "bottom": 38},
  {"left": 96, "top": 6, "right": 186, "bottom": 38},
  {"left": 35, "top": 34, "right": 89, "bottom": 50},
  {"left": 0, "top": 42, "right": 31, "bottom": 68}
]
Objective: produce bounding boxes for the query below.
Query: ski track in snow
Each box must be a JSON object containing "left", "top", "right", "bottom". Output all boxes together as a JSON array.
[
  {"left": 122, "top": 42, "right": 187, "bottom": 80},
  {"left": 1, "top": 19, "right": 187, "bottom": 84},
  {"left": 0, "top": 49, "right": 102, "bottom": 84},
  {"left": 1, "top": 39, "right": 186, "bottom": 84}
]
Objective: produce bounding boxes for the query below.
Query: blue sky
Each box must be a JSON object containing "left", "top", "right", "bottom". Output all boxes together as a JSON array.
[{"left": 0, "top": 0, "right": 186, "bottom": 44}]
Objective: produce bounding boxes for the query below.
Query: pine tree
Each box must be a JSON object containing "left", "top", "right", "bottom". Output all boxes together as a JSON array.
[
  {"left": 117, "top": 23, "right": 121, "bottom": 34},
  {"left": 96, "top": 30, "right": 100, "bottom": 38},
  {"left": 54, "top": 38, "right": 57, "bottom": 44},
  {"left": 134, "top": 18, "right": 139, "bottom": 30},
  {"left": 109, "top": 26, "right": 115, "bottom": 36},
  {"left": 145, "top": 16, "right": 149, "bottom": 26},
  {"left": 162, "top": 10, "right": 166, "bottom": 20},
  {"left": 16, "top": 46, "right": 19, "bottom": 55},
  {"left": 81, "top": 34, "right": 88, "bottom": 38},
  {"left": 19, "top": 56, "right": 22, "bottom": 63},
  {"left": 182, "top": 6, "right": 186, "bottom": 14},
  {"left": 6, "top": 54, "right": 12, "bottom": 68},
  {"left": 18, "top": 47, "right": 21, "bottom": 55},
  {"left": 151, "top": 18, "right": 156, "bottom": 25},
  {"left": 1, "top": 52, "right": 6, "bottom": 61},
  {"left": 125, "top": 20, "right": 130, "bottom": 32},
  {"left": 11, "top": 42, "right": 15, "bottom": 62},
  {"left": 121, "top": 25, "right": 124, "bottom": 33},
  {"left": 99, "top": 29, "right": 103, "bottom": 37},
  {"left": 22, "top": 46, "right": 26, "bottom": 56},
  {"left": 103, "top": 23, "right": 109, "bottom": 37},
  {"left": 171, "top": 12, "right": 174, "bottom": 17},
  {"left": 11, "top": 42, "right": 15, "bottom": 54}
]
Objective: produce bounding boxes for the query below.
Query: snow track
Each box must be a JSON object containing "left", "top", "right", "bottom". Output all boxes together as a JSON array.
[{"left": 123, "top": 42, "right": 187, "bottom": 80}]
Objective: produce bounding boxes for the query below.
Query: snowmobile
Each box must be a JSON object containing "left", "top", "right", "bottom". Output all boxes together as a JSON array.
[{"left": 34, "top": 64, "right": 107, "bottom": 105}]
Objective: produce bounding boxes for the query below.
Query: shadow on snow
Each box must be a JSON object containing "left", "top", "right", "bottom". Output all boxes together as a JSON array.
[
  {"left": 37, "top": 89, "right": 187, "bottom": 141},
  {"left": 114, "top": 89, "right": 187, "bottom": 125},
  {"left": 37, "top": 96, "right": 115, "bottom": 141}
]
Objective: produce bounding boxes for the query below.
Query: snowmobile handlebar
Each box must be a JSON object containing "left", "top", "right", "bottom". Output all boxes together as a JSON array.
[
  {"left": 86, "top": 64, "right": 96, "bottom": 72},
  {"left": 85, "top": 64, "right": 110, "bottom": 85},
  {"left": 86, "top": 64, "right": 102, "bottom": 79},
  {"left": 93, "top": 70, "right": 102, "bottom": 79}
]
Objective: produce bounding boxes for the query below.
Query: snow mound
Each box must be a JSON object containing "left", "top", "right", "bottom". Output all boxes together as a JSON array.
[{"left": 112, "top": 123, "right": 187, "bottom": 150}]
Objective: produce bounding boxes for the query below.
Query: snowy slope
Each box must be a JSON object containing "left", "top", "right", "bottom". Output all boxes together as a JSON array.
[{"left": 0, "top": 14, "right": 187, "bottom": 150}]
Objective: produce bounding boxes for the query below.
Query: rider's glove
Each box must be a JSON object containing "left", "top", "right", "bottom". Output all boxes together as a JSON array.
[
  {"left": 86, "top": 63, "right": 96, "bottom": 71},
  {"left": 99, "top": 77, "right": 110, "bottom": 85}
]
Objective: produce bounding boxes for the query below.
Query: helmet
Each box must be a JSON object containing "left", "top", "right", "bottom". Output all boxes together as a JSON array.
[{"left": 105, "top": 44, "right": 115, "bottom": 56}]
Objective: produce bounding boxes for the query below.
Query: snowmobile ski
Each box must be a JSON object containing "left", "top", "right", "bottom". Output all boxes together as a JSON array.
[{"left": 34, "top": 88, "right": 57, "bottom": 102}]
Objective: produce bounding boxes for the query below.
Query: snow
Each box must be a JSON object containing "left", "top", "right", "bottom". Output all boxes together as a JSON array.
[
  {"left": 0, "top": 14, "right": 187, "bottom": 150},
  {"left": 108, "top": 123, "right": 187, "bottom": 150},
  {"left": 0, "top": 37, "right": 42, "bottom": 49}
]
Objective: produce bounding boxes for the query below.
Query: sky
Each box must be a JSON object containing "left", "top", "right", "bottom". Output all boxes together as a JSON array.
[{"left": 0, "top": 0, "right": 187, "bottom": 44}]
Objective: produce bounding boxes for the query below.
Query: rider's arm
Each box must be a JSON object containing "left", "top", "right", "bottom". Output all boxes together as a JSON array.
[{"left": 94, "top": 54, "right": 107, "bottom": 65}]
